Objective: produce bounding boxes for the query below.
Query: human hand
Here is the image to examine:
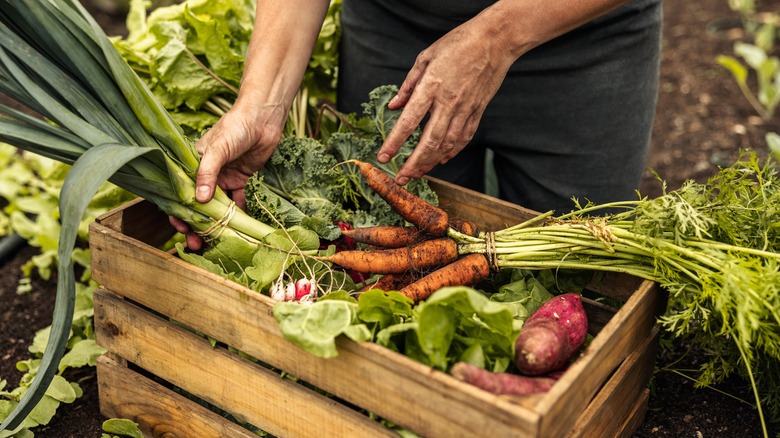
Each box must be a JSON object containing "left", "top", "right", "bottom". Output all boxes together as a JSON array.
[
  {"left": 377, "top": 17, "right": 519, "bottom": 185},
  {"left": 169, "top": 101, "right": 287, "bottom": 250}
]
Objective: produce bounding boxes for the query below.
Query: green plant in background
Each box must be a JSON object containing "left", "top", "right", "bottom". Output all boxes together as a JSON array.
[
  {"left": 114, "top": 0, "right": 342, "bottom": 137},
  {"left": 0, "top": 144, "right": 136, "bottom": 291},
  {"left": 717, "top": 0, "right": 779, "bottom": 120},
  {"left": 0, "top": 145, "right": 135, "bottom": 437}
]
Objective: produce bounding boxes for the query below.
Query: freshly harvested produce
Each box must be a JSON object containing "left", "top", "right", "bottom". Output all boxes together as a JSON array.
[
  {"left": 451, "top": 361, "right": 557, "bottom": 396},
  {"left": 399, "top": 253, "right": 490, "bottom": 301},
  {"left": 340, "top": 225, "right": 426, "bottom": 248},
  {"left": 448, "top": 219, "right": 480, "bottom": 237},
  {"left": 514, "top": 293, "right": 588, "bottom": 375},
  {"left": 348, "top": 160, "right": 449, "bottom": 236},
  {"left": 330, "top": 155, "right": 780, "bottom": 425},
  {"left": 0, "top": 0, "right": 296, "bottom": 428},
  {"left": 358, "top": 272, "right": 417, "bottom": 292},
  {"left": 324, "top": 237, "right": 458, "bottom": 275}
]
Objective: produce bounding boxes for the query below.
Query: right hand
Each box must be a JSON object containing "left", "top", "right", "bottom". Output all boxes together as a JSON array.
[{"left": 169, "top": 101, "right": 287, "bottom": 250}]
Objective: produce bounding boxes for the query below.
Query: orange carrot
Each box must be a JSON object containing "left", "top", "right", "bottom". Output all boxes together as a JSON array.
[
  {"left": 449, "top": 219, "right": 480, "bottom": 237},
  {"left": 326, "top": 237, "right": 458, "bottom": 275},
  {"left": 341, "top": 225, "right": 426, "bottom": 248},
  {"left": 359, "top": 272, "right": 418, "bottom": 292},
  {"left": 399, "top": 253, "right": 490, "bottom": 302},
  {"left": 351, "top": 160, "right": 449, "bottom": 236}
]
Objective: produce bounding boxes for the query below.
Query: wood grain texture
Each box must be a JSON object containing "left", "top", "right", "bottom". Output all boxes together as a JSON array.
[
  {"left": 90, "top": 181, "right": 665, "bottom": 438},
  {"left": 95, "top": 291, "right": 396, "bottom": 438},
  {"left": 568, "top": 326, "right": 660, "bottom": 437},
  {"left": 98, "top": 356, "right": 258, "bottom": 438}
]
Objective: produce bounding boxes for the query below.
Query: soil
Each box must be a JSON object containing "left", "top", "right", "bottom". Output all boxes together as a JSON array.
[{"left": 1, "top": 0, "right": 779, "bottom": 437}]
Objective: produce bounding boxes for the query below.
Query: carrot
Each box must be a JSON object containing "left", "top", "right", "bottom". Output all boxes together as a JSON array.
[
  {"left": 350, "top": 160, "right": 449, "bottom": 236},
  {"left": 341, "top": 225, "right": 426, "bottom": 248},
  {"left": 399, "top": 253, "right": 490, "bottom": 302},
  {"left": 359, "top": 272, "right": 417, "bottom": 292},
  {"left": 325, "top": 237, "right": 458, "bottom": 275},
  {"left": 449, "top": 219, "right": 479, "bottom": 237},
  {"left": 450, "top": 362, "right": 557, "bottom": 396},
  {"left": 514, "top": 293, "right": 588, "bottom": 375}
]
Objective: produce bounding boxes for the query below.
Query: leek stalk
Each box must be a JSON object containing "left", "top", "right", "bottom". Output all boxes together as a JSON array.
[{"left": 0, "top": 0, "right": 277, "bottom": 430}]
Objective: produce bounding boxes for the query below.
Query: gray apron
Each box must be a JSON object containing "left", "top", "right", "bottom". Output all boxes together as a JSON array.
[{"left": 337, "top": 0, "right": 663, "bottom": 213}]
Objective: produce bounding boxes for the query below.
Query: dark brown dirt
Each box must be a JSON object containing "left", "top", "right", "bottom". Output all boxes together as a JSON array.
[{"left": 1, "top": 0, "right": 779, "bottom": 436}]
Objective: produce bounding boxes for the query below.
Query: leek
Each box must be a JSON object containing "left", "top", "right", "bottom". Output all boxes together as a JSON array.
[{"left": 0, "top": 0, "right": 277, "bottom": 430}]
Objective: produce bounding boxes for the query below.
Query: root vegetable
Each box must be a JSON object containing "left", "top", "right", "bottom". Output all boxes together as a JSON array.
[
  {"left": 514, "top": 293, "right": 588, "bottom": 375},
  {"left": 341, "top": 225, "right": 426, "bottom": 248},
  {"left": 451, "top": 362, "right": 557, "bottom": 396},
  {"left": 349, "top": 160, "right": 449, "bottom": 236},
  {"left": 449, "top": 219, "right": 479, "bottom": 237},
  {"left": 359, "top": 272, "right": 417, "bottom": 292},
  {"left": 325, "top": 237, "right": 458, "bottom": 275},
  {"left": 399, "top": 253, "right": 490, "bottom": 302}
]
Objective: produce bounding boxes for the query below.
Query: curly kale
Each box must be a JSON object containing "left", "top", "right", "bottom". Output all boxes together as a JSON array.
[{"left": 244, "top": 85, "right": 439, "bottom": 234}]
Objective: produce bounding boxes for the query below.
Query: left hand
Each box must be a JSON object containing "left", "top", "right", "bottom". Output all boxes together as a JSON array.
[{"left": 376, "top": 16, "right": 518, "bottom": 185}]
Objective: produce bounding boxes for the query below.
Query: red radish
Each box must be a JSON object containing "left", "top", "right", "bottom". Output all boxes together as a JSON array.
[
  {"left": 451, "top": 362, "right": 557, "bottom": 396},
  {"left": 514, "top": 293, "right": 588, "bottom": 375}
]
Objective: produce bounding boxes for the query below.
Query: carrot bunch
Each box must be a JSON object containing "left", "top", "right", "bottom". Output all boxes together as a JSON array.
[{"left": 324, "top": 161, "right": 490, "bottom": 302}]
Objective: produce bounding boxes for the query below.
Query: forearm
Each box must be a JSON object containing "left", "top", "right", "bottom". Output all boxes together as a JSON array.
[
  {"left": 235, "top": 0, "right": 330, "bottom": 115},
  {"left": 477, "top": 0, "right": 630, "bottom": 60}
]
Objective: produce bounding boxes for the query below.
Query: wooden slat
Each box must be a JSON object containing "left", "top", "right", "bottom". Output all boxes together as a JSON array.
[
  {"left": 618, "top": 389, "right": 651, "bottom": 438},
  {"left": 568, "top": 326, "right": 660, "bottom": 437},
  {"left": 94, "top": 291, "right": 396, "bottom": 438},
  {"left": 427, "top": 177, "right": 539, "bottom": 229},
  {"left": 94, "top": 197, "right": 175, "bottom": 248},
  {"left": 91, "top": 190, "right": 664, "bottom": 438},
  {"left": 534, "top": 280, "right": 663, "bottom": 438},
  {"left": 97, "top": 356, "right": 258, "bottom": 438},
  {"left": 90, "top": 222, "right": 540, "bottom": 437}
]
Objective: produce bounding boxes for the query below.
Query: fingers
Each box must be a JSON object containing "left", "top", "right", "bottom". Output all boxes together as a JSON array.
[
  {"left": 395, "top": 109, "right": 479, "bottom": 185},
  {"left": 186, "top": 231, "right": 203, "bottom": 251},
  {"left": 377, "top": 97, "right": 429, "bottom": 165},
  {"left": 196, "top": 144, "right": 230, "bottom": 203},
  {"left": 232, "top": 188, "right": 246, "bottom": 211},
  {"left": 388, "top": 62, "right": 425, "bottom": 110},
  {"left": 169, "top": 216, "right": 189, "bottom": 234},
  {"left": 168, "top": 216, "right": 204, "bottom": 251}
]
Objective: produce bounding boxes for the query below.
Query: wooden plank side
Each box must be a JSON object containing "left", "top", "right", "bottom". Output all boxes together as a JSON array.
[
  {"left": 618, "top": 389, "right": 651, "bottom": 438},
  {"left": 97, "top": 356, "right": 258, "bottom": 438},
  {"left": 568, "top": 326, "right": 660, "bottom": 438},
  {"left": 90, "top": 188, "right": 661, "bottom": 438},
  {"left": 427, "top": 177, "right": 539, "bottom": 229},
  {"left": 90, "top": 226, "right": 539, "bottom": 437},
  {"left": 94, "top": 291, "right": 396, "bottom": 438},
  {"left": 533, "top": 280, "right": 664, "bottom": 438},
  {"left": 93, "top": 197, "right": 175, "bottom": 248}
]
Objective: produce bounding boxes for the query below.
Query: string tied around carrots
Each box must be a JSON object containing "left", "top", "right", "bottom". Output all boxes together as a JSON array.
[{"left": 485, "top": 231, "right": 499, "bottom": 271}]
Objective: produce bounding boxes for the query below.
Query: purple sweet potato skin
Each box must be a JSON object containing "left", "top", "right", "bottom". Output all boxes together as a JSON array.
[
  {"left": 451, "top": 362, "right": 557, "bottom": 396},
  {"left": 515, "top": 293, "right": 588, "bottom": 375}
]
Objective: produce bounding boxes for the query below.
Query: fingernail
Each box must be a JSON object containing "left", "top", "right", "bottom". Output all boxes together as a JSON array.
[
  {"left": 390, "top": 94, "right": 399, "bottom": 103},
  {"left": 378, "top": 153, "right": 390, "bottom": 163},
  {"left": 196, "top": 185, "right": 210, "bottom": 202},
  {"left": 397, "top": 176, "right": 409, "bottom": 186}
]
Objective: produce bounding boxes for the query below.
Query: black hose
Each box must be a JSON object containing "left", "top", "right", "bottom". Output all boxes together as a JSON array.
[{"left": 0, "top": 233, "right": 26, "bottom": 266}]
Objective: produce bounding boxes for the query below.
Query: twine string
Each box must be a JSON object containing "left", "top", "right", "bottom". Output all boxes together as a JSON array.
[
  {"left": 196, "top": 201, "right": 237, "bottom": 245},
  {"left": 485, "top": 231, "right": 498, "bottom": 271}
]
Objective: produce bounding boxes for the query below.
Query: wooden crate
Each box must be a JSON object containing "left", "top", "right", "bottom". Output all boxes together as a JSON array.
[{"left": 90, "top": 178, "right": 666, "bottom": 438}]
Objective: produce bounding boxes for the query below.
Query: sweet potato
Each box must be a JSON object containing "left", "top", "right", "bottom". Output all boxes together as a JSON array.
[
  {"left": 450, "top": 362, "right": 557, "bottom": 396},
  {"left": 514, "top": 293, "right": 588, "bottom": 375}
]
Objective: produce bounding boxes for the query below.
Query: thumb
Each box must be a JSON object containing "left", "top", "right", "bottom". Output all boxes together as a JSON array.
[{"left": 195, "top": 147, "right": 227, "bottom": 203}]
